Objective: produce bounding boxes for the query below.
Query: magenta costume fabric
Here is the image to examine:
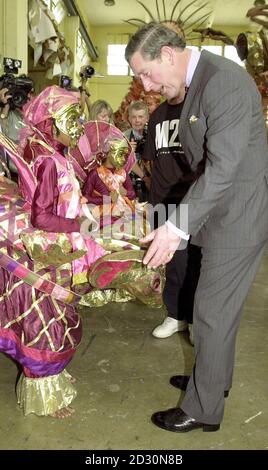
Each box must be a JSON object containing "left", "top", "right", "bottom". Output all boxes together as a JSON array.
[
  {"left": 0, "top": 87, "right": 163, "bottom": 390},
  {"left": 30, "top": 151, "right": 105, "bottom": 284},
  {"left": 0, "top": 87, "right": 88, "bottom": 380},
  {"left": 0, "top": 174, "right": 81, "bottom": 379},
  {"left": 83, "top": 167, "right": 136, "bottom": 205},
  {"left": 70, "top": 121, "right": 136, "bottom": 182},
  {"left": 21, "top": 86, "right": 106, "bottom": 284}
]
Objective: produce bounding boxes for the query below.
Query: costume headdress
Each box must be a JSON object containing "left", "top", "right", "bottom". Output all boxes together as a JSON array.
[
  {"left": 0, "top": 86, "right": 82, "bottom": 204},
  {"left": 20, "top": 85, "right": 83, "bottom": 160},
  {"left": 70, "top": 121, "right": 136, "bottom": 178}
]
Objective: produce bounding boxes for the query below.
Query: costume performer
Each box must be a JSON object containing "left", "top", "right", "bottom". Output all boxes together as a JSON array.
[{"left": 0, "top": 86, "right": 88, "bottom": 418}]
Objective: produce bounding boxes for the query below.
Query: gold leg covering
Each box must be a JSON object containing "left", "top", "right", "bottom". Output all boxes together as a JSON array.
[{"left": 16, "top": 369, "right": 77, "bottom": 416}]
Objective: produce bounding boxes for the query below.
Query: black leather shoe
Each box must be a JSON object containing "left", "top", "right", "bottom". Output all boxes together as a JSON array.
[
  {"left": 151, "top": 407, "right": 220, "bottom": 433},
  {"left": 170, "top": 375, "right": 229, "bottom": 398}
]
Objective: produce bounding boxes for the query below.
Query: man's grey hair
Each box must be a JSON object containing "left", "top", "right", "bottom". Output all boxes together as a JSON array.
[
  {"left": 125, "top": 22, "right": 186, "bottom": 63},
  {"left": 127, "top": 100, "right": 149, "bottom": 117}
]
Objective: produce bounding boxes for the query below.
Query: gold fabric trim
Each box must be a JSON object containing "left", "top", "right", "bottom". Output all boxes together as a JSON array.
[
  {"left": 16, "top": 370, "right": 77, "bottom": 416},
  {"left": 72, "top": 271, "right": 89, "bottom": 285},
  {"left": 0, "top": 280, "right": 24, "bottom": 304},
  {"left": 246, "top": 31, "right": 265, "bottom": 75},
  {"left": 20, "top": 231, "right": 86, "bottom": 269},
  {"left": 50, "top": 296, "right": 81, "bottom": 351},
  {"left": 31, "top": 290, "right": 56, "bottom": 351},
  {"left": 79, "top": 288, "right": 134, "bottom": 307},
  {"left": 4, "top": 291, "right": 46, "bottom": 329}
]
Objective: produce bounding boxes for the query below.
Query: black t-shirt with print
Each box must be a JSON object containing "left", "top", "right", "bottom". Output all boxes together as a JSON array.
[{"left": 143, "top": 99, "right": 196, "bottom": 207}]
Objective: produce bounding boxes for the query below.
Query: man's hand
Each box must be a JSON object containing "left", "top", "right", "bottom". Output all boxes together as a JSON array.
[
  {"left": 140, "top": 224, "right": 181, "bottom": 268},
  {"left": 0, "top": 88, "right": 11, "bottom": 106},
  {"left": 130, "top": 138, "right": 137, "bottom": 153}
]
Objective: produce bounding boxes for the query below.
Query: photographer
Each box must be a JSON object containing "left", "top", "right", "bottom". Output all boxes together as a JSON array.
[
  {"left": 0, "top": 87, "right": 23, "bottom": 179},
  {"left": 0, "top": 59, "right": 34, "bottom": 180},
  {"left": 124, "top": 100, "right": 151, "bottom": 201},
  {"left": 79, "top": 65, "right": 93, "bottom": 120},
  {"left": 60, "top": 66, "right": 94, "bottom": 122}
]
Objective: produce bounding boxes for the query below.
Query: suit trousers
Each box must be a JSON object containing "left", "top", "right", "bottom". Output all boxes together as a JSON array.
[
  {"left": 163, "top": 244, "right": 201, "bottom": 323},
  {"left": 180, "top": 240, "right": 267, "bottom": 424}
]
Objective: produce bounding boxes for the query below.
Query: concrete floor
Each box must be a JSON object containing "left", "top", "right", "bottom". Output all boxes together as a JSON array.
[{"left": 0, "top": 250, "right": 268, "bottom": 450}]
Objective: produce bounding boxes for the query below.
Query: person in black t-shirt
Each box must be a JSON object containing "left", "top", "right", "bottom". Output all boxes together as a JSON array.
[{"left": 143, "top": 94, "right": 201, "bottom": 345}]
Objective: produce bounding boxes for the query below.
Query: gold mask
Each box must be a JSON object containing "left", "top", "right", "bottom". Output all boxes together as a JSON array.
[
  {"left": 108, "top": 139, "right": 128, "bottom": 169},
  {"left": 53, "top": 104, "right": 84, "bottom": 147}
]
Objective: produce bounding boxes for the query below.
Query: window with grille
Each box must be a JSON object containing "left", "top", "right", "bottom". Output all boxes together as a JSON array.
[
  {"left": 197, "top": 43, "right": 245, "bottom": 67},
  {"left": 42, "top": 0, "right": 67, "bottom": 24},
  {"left": 77, "top": 30, "right": 90, "bottom": 63},
  {"left": 107, "top": 44, "right": 133, "bottom": 76}
]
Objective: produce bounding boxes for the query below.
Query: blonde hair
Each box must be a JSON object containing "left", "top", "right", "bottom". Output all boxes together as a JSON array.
[{"left": 90, "top": 100, "right": 114, "bottom": 123}]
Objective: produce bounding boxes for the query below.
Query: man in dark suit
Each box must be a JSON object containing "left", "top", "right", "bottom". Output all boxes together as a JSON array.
[{"left": 125, "top": 22, "right": 268, "bottom": 433}]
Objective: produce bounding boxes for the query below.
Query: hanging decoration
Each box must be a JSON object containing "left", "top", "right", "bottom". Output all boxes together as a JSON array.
[
  {"left": 28, "top": 0, "right": 74, "bottom": 79},
  {"left": 114, "top": 0, "right": 213, "bottom": 129},
  {"left": 124, "top": 0, "right": 213, "bottom": 38},
  {"left": 191, "top": 0, "right": 268, "bottom": 96}
]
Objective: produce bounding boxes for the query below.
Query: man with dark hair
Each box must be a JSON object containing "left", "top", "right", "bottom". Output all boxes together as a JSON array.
[{"left": 125, "top": 22, "right": 268, "bottom": 433}]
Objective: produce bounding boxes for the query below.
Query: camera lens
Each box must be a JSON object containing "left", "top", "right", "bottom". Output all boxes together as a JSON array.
[
  {"left": 12, "top": 89, "right": 28, "bottom": 108},
  {"left": 60, "top": 75, "right": 72, "bottom": 89},
  {"left": 80, "top": 65, "right": 95, "bottom": 79},
  {"left": 85, "top": 66, "right": 95, "bottom": 77}
]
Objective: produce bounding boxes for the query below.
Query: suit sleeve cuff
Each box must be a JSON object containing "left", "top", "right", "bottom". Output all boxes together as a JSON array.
[{"left": 165, "top": 220, "right": 190, "bottom": 240}]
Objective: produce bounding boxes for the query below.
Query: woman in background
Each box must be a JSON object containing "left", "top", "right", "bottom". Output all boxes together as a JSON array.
[{"left": 90, "top": 99, "right": 114, "bottom": 124}]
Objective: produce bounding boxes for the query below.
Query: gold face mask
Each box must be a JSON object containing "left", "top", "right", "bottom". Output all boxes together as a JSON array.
[
  {"left": 108, "top": 139, "right": 128, "bottom": 169},
  {"left": 53, "top": 104, "right": 84, "bottom": 147}
]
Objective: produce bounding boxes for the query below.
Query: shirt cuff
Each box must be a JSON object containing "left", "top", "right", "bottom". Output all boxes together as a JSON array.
[{"left": 165, "top": 220, "right": 190, "bottom": 240}]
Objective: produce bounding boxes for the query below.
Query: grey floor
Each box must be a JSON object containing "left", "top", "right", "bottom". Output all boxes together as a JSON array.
[{"left": 0, "top": 250, "right": 268, "bottom": 450}]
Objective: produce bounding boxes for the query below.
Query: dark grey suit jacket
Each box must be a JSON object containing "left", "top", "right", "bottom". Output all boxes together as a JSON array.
[{"left": 173, "top": 50, "right": 268, "bottom": 248}]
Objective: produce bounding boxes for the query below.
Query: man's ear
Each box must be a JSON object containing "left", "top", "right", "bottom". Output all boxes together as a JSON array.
[{"left": 160, "top": 46, "right": 174, "bottom": 64}]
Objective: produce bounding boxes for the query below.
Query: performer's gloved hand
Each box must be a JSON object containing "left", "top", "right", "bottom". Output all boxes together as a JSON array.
[
  {"left": 119, "top": 185, "right": 127, "bottom": 197},
  {"left": 78, "top": 215, "right": 93, "bottom": 234},
  {"left": 80, "top": 195, "right": 88, "bottom": 204},
  {"left": 111, "top": 190, "right": 118, "bottom": 203}
]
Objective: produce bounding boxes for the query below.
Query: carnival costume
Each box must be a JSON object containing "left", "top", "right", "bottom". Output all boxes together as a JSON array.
[
  {"left": 0, "top": 86, "right": 88, "bottom": 416},
  {"left": 0, "top": 88, "right": 164, "bottom": 417},
  {"left": 70, "top": 121, "right": 164, "bottom": 308},
  {"left": 82, "top": 124, "right": 147, "bottom": 235}
]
